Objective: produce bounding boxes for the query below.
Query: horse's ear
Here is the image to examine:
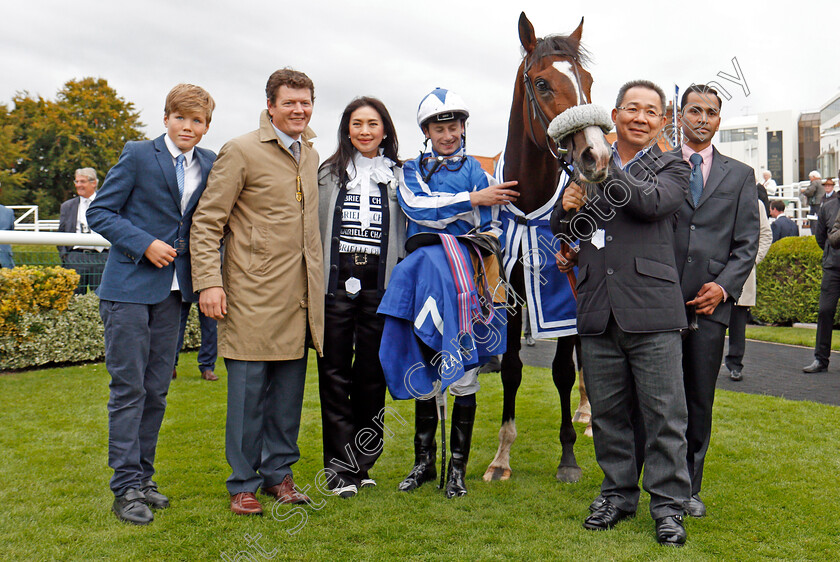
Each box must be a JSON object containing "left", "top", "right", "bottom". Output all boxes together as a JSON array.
[
  {"left": 518, "top": 12, "right": 537, "bottom": 54},
  {"left": 568, "top": 17, "right": 584, "bottom": 52}
]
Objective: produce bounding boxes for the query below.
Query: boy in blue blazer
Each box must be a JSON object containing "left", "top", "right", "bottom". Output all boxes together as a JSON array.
[{"left": 87, "top": 84, "right": 216, "bottom": 525}]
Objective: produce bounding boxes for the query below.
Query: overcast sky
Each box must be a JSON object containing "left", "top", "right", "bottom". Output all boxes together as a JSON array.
[{"left": 2, "top": 0, "right": 838, "bottom": 162}]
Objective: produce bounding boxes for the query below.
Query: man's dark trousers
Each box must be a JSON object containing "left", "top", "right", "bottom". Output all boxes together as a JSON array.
[
  {"left": 582, "top": 318, "right": 690, "bottom": 519},
  {"left": 815, "top": 269, "right": 840, "bottom": 366},
  {"left": 224, "top": 356, "right": 308, "bottom": 495},
  {"left": 100, "top": 292, "right": 181, "bottom": 495},
  {"left": 682, "top": 314, "right": 728, "bottom": 494}
]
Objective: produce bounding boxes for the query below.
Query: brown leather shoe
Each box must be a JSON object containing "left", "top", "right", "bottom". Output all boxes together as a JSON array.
[
  {"left": 263, "top": 474, "right": 310, "bottom": 504},
  {"left": 201, "top": 369, "right": 219, "bottom": 381},
  {"left": 172, "top": 368, "right": 177, "bottom": 380},
  {"left": 230, "top": 492, "right": 262, "bottom": 515}
]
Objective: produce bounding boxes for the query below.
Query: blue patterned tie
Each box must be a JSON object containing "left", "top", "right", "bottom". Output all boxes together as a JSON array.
[
  {"left": 689, "top": 152, "right": 703, "bottom": 206},
  {"left": 175, "top": 154, "right": 185, "bottom": 203}
]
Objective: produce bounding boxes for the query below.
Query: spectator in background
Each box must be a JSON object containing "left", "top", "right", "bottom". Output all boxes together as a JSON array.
[
  {"left": 0, "top": 203, "right": 14, "bottom": 269},
  {"left": 173, "top": 302, "right": 218, "bottom": 381},
  {"left": 769, "top": 201, "right": 798, "bottom": 243},
  {"left": 822, "top": 177, "right": 836, "bottom": 204},
  {"left": 58, "top": 168, "right": 108, "bottom": 293},
  {"left": 800, "top": 171, "right": 823, "bottom": 218},
  {"left": 724, "top": 200, "right": 773, "bottom": 381},
  {"left": 761, "top": 170, "right": 777, "bottom": 196},
  {"left": 755, "top": 179, "right": 770, "bottom": 218},
  {"left": 803, "top": 189, "right": 840, "bottom": 373}
]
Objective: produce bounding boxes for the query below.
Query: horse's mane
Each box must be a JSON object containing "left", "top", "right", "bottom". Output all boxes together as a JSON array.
[{"left": 526, "top": 34, "right": 591, "bottom": 67}]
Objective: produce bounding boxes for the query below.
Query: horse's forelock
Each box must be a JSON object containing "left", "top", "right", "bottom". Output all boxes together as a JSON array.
[{"left": 530, "top": 34, "right": 591, "bottom": 67}]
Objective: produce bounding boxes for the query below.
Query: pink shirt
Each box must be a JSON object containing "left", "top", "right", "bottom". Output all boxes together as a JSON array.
[{"left": 681, "top": 143, "right": 714, "bottom": 184}]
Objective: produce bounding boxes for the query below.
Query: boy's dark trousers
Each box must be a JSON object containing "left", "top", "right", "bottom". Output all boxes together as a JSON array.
[{"left": 100, "top": 291, "right": 181, "bottom": 495}]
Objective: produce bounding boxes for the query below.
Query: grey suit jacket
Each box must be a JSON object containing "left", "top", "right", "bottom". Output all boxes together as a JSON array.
[
  {"left": 671, "top": 147, "right": 759, "bottom": 326},
  {"left": 57, "top": 196, "right": 82, "bottom": 258},
  {"left": 552, "top": 146, "right": 690, "bottom": 335}
]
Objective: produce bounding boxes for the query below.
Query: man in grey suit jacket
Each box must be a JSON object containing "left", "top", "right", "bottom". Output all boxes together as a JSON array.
[
  {"left": 673, "top": 85, "right": 758, "bottom": 517},
  {"left": 58, "top": 168, "right": 108, "bottom": 293},
  {"left": 552, "top": 80, "right": 691, "bottom": 546}
]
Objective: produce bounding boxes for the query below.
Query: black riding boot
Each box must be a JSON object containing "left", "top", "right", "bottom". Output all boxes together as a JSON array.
[
  {"left": 398, "top": 398, "right": 438, "bottom": 491},
  {"left": 445, "top": 403, "right": 476, "bottom": 498}
]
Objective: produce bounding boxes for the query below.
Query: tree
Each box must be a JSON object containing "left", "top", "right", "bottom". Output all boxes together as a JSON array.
[
  {"left": 0, "top": 104, "right": 28, "bottom": 204},
  {"left": 8, "top": 78, "right": 146, "bottom": 215}
]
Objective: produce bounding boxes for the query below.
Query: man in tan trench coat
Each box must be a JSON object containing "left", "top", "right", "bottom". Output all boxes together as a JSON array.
[{"left": 191, "top": 68, "right": 324, "bottom": 516}]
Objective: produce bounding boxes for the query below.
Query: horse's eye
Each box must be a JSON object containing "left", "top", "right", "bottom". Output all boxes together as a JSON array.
[{"left": 535, "top": 78, "right": 550, "bottom": 92}]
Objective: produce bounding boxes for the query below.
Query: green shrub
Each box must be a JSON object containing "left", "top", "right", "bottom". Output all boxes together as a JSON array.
[
  {"left": 0, "top": 266, "right": 79, "bottom": 337},
  {"left": 0, "top": 293, "right": 202, "bottom": 371},
  {"left": 753, "top": 235, "right": 839, "bottom": 325}
]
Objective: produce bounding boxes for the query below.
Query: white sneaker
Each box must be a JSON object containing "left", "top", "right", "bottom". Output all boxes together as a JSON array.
[
  {"left": 332, "top": 484, "right": 358, "bottom": 498},
  {"left": 360, "top": 478, "right": 377, "bottom": 488}
]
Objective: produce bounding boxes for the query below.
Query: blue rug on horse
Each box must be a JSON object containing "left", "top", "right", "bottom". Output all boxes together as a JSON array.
[{"left": 378, "top": 240, "right": 507, "bottom": 400}]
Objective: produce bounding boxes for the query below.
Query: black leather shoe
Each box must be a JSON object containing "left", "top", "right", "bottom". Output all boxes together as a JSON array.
[
  {"left": 140, "top": 480, "right": 169, "bottom": 509},
  {"left": 583, "top": 499, "right": 635, "bottom": 530},
  {"left": 655, "top": 514, "right": 686, "bottom": 546},
  {"left": 588, "top": 494, "right": 607, "bottom": 513},
  {"left": 113, "top": 488, "right": 154, "bottom": 525},
  {"left": 802, "top": 361, "right": 828, "bottom": 373},
  {"left": 729, "top": 369, "right": 742, "bottom": 381},
  {"left": 686, "top": 494, "right": 706, "bottom": 517}
]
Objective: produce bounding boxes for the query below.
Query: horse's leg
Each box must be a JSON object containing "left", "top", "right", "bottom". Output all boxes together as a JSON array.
[
  {"left": 483, "top": 299, "right": 523, "bottom": 482},
  {"left": 553, "top": 334, "right": 582, "bottom": 482},
  {"left": 571, "top": 335, "right": 592, "bottom": 428}
]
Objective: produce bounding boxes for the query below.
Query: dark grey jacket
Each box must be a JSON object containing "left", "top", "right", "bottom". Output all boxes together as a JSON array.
[
  {"left": 671, "top": 147, "right": 759, "bottom": 327},
  {"left": 552, "top": 146, "right": 689, "bottom": 335}
]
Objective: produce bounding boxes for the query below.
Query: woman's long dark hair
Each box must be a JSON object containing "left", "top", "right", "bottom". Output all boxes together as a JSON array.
[{"left": 325, "top": 96, "right": 400, "bottom": 184}]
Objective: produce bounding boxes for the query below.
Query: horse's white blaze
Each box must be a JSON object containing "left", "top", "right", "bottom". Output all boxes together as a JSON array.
[{"left": 552, "top": 61, "right": 581, "bottom": 105}]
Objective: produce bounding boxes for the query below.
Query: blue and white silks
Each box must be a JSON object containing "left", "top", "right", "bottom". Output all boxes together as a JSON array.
[
  {"left": 495, "top": 155, "right": 578, "bottom": 339},
  {"left": 378, "top": 234, "right": 507, "bottom": 400}
]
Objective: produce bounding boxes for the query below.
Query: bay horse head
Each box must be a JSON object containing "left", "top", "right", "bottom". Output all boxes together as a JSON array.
[{"left": 517, "top": 12, "right": 611, "bottom": 184}]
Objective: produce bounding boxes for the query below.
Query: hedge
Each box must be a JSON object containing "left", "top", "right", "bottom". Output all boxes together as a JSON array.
[
  {"left": 752, "top": 235, "right": 839, "bottom": 325},
  {"left": 0, "top": 267, "right": 202, "bottom": 370}
]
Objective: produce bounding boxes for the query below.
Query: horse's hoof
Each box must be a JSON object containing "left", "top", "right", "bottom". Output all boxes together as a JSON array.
[
  {"left": 584, "top": 425, "right": 593, "bottom": 438},
  {"left": 555, "top": 465, "right": 582, "bottom": 483},
  {"left": 483, "top": 467, "right": 511, "bottom": 482}
]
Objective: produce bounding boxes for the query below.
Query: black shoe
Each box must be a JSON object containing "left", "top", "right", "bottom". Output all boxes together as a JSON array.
[
  {"left": 583, "top": 499, "right": 635, "bottom": 530},
  {"left": 729, "top": 369, "right": 743, "bottom": 381},
  {"left": 444, "top": 403, "right": 476, "bottom": 499},
  {"left": 802, "top": 361, "right": 828, "bottom": 373},
  {"left": 588, "top": 494, "right": 607, "bottom": 513},
  {"left": 140, "top": 480, "right": 169, "bottom": 509},
  {"left": 113, "top": 488, "right": 154, "bottom": 525},
  {"left": 398, "top": 398, "right": 438, "bottom": 492},
  {"left": 686, "top": 494, "right": 706, "bottom": 517},
  {"left": 655, "top": 514, "right": 686, "bottom": 546}
]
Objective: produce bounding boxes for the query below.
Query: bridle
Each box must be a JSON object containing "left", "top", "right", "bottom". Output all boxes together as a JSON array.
[{"left": 521, "top": 50, "right": 589, "bottom": 180}]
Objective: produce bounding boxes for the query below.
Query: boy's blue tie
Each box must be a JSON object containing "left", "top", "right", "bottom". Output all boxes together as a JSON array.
[
  {"left": 175, "top": 154, "right": 185, "bottom": 202},
  {"left": 689, "top": 152, "right": 703, "bottom": 206}
]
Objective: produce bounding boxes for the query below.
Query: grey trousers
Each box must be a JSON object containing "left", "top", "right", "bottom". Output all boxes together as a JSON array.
[
  {"left": 581, "top": 318, "right": 690, "bottom": 519},
  {"left": 225, "top": 355, "right": 308, "bottom": 495},
  {"left": 99, "top": 292, "right": 181, "bottom": 496}
]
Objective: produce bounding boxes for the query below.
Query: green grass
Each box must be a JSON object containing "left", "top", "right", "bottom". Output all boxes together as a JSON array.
[
  {"left": 744, "top": 325, "right": 840, "bottom": 350},
  {"left": 1, "top": 354, "right": 838, "bottom": 561}
]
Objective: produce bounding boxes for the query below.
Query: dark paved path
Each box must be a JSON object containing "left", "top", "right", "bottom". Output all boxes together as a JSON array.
[{"left": 519, "top": 337, "right": 840, "bottom": 407}]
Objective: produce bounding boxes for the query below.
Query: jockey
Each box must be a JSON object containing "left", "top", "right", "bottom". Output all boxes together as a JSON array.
[{"left": 395, "top": 87, "right": 519, "bottom": 498}]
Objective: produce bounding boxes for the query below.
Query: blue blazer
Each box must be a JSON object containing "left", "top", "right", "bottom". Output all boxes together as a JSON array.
[{"left": 87, "top": 134, "right": 215, "bottom": 304}]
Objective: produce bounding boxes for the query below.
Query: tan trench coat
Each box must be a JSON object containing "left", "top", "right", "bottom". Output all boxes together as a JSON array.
[
  {"left": 738, "top": 200, "right": 772, "bottom": 307},
  {"left": 191, "top": 110, "right": 324, "bottom": 360}
]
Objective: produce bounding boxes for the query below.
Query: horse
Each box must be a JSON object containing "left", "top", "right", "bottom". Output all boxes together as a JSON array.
[{"left": 484, "top": 12, "right": 611, "bottom": 483}]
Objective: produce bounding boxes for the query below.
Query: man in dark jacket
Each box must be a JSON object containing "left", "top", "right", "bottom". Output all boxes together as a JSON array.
[
  {"left": 769, "top": 201, "right": 799, "bottom": 242},
  {"left": 552, "top": 79, "right": 691, "bottom": 547},
  {"left": 803, "top": 195, "right": 840, "bottom": 372}
]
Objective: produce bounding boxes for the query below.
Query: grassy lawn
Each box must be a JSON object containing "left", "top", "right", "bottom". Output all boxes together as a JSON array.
[
  {"left": 1, "top": 355, "right": 838, "bottom": 561},
  {"left": 744, "top": 325, "right": 840, "bottom": 351}
]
